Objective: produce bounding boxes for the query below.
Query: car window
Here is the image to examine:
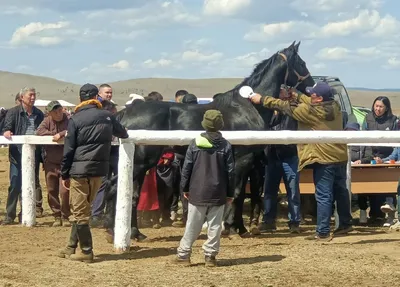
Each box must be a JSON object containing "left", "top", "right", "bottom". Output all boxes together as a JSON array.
[
  {"left": 338, "top": 86, "right": 352, "bottom": 115},
  {"left": 331, "top": 87, "right": 344, "bottom": 111}
]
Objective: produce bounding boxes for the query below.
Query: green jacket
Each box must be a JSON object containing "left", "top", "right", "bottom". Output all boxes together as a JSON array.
[{"left": 261, "top": 94, "right": 348, "bottom": 171}]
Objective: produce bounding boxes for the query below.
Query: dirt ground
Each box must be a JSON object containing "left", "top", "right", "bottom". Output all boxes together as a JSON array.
[{"left": 0, "top": 149, "right": 399, "bottom": 287}]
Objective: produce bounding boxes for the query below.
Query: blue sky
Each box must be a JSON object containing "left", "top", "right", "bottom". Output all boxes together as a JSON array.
[{"left": 0, "top": 0, "right": 399, "bottom": 88}]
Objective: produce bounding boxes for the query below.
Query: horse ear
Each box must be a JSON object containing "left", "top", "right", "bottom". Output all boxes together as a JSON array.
[
  {"left": 294, "top": 41, "right": 301, "bottom": 52},
  {"left": 289, "top": 41, "right": 296, "bottom": 49}
]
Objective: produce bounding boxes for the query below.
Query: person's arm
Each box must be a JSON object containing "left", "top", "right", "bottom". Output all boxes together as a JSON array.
[
  {"left": 60, "top": 119, "right": 77, "bottom": 180},
  {"left": 225, "top": 142, "right": 235, "bottom": 199},
  {"left": 180, "top": 141, "right": 195, "bottom": 194},
  {"left": 2, "top": 108, "right": 16, "bottom": 136},
  {"left": 381, "top": 147, "right": 399, "bottom": 162},
  {"left": 111, "top": 115, "right": 129, "bottom": 139},
  {"left": 36, "top": 117, "right": 53, "bottom": 136},
  {"left": 260, "top": 95, "right": 315, "bottom": 125},
  {"left": 296, "top": 94, "right": 311, "bottom": 104},
  {"left": 361, "top": 146, "right": 374, "bottom": 163}
]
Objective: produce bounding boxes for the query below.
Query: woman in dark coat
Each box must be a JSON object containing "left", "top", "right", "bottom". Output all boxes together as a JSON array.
[{"left": 361, "top": 96, "right": 398, "bottom": 226}]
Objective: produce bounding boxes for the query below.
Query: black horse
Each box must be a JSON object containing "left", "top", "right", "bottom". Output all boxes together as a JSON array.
[{"left": 105, "top": 41, "right": 315, "bottom": 240}]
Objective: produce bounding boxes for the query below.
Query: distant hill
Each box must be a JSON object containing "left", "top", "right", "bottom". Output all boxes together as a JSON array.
[{"left": 2, "top": 71, "right": 400, "bottom": 113}]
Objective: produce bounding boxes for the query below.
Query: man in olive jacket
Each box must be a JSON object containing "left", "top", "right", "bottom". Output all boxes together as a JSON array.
[{"left": 250, "top": 82, "right": 353, "bottom": 240}]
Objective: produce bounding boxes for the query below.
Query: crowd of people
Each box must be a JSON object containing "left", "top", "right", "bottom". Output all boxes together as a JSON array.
[{"left": 0, "top": 81, "right": 399, "bottom": 266}]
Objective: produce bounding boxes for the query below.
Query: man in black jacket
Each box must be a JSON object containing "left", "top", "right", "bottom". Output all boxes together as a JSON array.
[
  {"left": 58, "top": 83, "right": 128, "bottom": 263},
  {"left": 175, "top": 110, "right": 234, "bottom": 267},
  {"left": 1, "top": 87, "right": 44, "bottom": 225}
]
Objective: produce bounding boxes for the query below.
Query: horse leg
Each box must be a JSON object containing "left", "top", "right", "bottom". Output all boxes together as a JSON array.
[
  {"left": 249, "top": 163, "right": 265, "bottom": 235},
  {"left": 223, "top": 153, "right": 254, "bottom": 237},
  {"left": 130, "top": 173, "right": 147, "bottom": 241}
]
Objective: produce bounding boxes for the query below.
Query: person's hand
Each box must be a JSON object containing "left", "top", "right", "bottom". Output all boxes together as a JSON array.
[
  {"left": 52, "top": 133, "right": 61, "bottom": 142},
  {"left": 375, "top": 157, "right": 383, "bottom": 164},
  {"left": 353, "top": 160, "right": 361, "bottom": 164},
  {"left": 183, "top": 192, "right": 189, "bottom": 199},
  {"left": 249, "top": 93, "right": 262, "bottom": 104},
  {"left": 62, "top": 179, "right": 70, "bottom": 190},
  {"left": 3, "top": 131, "right": 13, "bottom": 139},
  {"left": 227, "top": 197, "right": 234, "bottom": 204}
]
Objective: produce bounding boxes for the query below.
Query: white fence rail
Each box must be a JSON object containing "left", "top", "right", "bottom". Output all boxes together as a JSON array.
[{"left": 1, "top": 130, "right": 400, "bottom": 252}]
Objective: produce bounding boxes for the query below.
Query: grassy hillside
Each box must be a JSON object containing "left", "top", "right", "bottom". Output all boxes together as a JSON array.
[{"left": 1, "top": 71, "right": 400, "bottom": 113}]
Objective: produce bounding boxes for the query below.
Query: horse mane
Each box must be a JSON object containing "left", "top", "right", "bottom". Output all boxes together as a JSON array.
[{"left": 212, "top": 51, "right": 280, "bottom": 108}]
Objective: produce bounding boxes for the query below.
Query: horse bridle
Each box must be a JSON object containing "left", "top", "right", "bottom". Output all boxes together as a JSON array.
[{"left": 278, "top": 52, "right": 310, "bottom": 89}]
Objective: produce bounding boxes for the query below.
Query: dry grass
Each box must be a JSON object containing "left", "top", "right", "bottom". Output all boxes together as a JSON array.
[
  {"left": 0, "top": 152, "right": 400, "bottom": 286},
  {"left": 2, "top": 71, "right": 400, "bottom": 113}
]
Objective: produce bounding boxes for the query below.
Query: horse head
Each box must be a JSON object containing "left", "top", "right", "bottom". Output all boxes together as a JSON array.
[{"left": 277, "top": 41, "right": 315, "bottom": 94}]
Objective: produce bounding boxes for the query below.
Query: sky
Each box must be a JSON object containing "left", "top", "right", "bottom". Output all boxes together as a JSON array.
[{"left": 0, "top": 0, "right": 399, "bottom": 89}]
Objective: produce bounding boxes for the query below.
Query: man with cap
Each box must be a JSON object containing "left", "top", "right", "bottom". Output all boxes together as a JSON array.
[
  {"left": 175, "top": 110, "right": 234, "bottom": 267},
  {"left": 37, "top": 101, "right": 71, "bottom": 227},
  {"left": 58, "top": 83, "right": 128, "bottom": 263},
  {"left": 249, "top": 81, "right": 353, "bottom": 240}
]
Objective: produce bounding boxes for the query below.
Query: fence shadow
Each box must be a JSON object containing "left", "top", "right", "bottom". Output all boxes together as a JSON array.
[
  {"left": 189, "top": 255, "right": 285, "bottom": 267},
  {"left": 95, "top": 246, "right": 176, "bottom": 262}
]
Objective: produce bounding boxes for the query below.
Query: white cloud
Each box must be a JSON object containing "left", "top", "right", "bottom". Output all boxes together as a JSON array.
[
  {"left": 320, "top": 10, "right": 381, "bottom": 36},
  {"left": 0, "top": 6, "right": 37, "bottom": 15},
  {"left": 356, "top": 46, "right": 382, "bottom": 57},
  {"left": 142, "top": 58, "right": 173, "bottom": 68},
  {"left": 290, "top": 0, "right": 382, "bottom": 12},
  {"left": 87, "top": 1, "right": 201, "bottom": 28},
  {"left": 245, "top": 9, "right": 400, "bottom": 43},
  {"left": 317, "top": 47, "right": 350, "bottom": 60},
  {"left": 183, "top": 38, "right": 209, "bottom": 49},
  {"left": 385, "top": 57, "right": 400, "bottom": 69},
  {"left": 244, "top": 21, "right": 316, "bottom": 42},
  {"left": 10, "top": 21, "right": 70, "bottom": 46},
  {"left": 203, "top": 0, "right": 251, "bottom": 16},
  {"left": 124, "top": 47, "right": 134, "bottom": 53},
  {"left": 182, "top": 50, "right": 223, "bottom": 62},
  {"left": 231, "top": 48, "right": 270, "bottom": 67},
  {"left": 108, "top": 60, "right": 130, "bottom": 70}
]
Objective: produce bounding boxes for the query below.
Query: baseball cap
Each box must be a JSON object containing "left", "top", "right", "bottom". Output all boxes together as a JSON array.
[
  {"left": 46, "top": 100, "right": 62, "bottom": 112},
  {"left": 345, "top": 122, "right": 360, "bottom": 131},
  {"left": 305, "top": 82, "right": 334, "bottom": 101},
  {"left": 80, "top": 83, "right": 99, "bottom": 101}
]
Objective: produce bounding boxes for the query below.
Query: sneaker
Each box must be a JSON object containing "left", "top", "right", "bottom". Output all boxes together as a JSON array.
[
  {"left": 383, "top": 212, "right": 395, "bottom": 227},
  {"left": 389, "top": 220, "right": 400, "bottom": 231},
  {"left": 258, "top": 222, "right": 277, "bottom": 233},
  {"left": 205, "top": 256, "right": 217, "bottom": 267},
  {"left": 62, "top": 218, "right": 71, "bottom": 227},
  {"left": 170, "top": 211, "right": 177, "bottom": 221},
  {"left": 333, "top": 226, "right": 354, "bottom": 235},
  {"left": 173, "top": 255, "right": 190, "bottom": 266},
  {"left": 305, "top": 233, "right": 331, "bottom": 241},
  {"left": 359, "top": 210, "right": 367, "bottom": 224},
  {"left": 381, "top": 203, "right": 395, "bottom": 213}
]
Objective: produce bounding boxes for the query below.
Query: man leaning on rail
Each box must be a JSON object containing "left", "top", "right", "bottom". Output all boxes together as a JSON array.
[
  {"left": 249, "top": 81, "right": 353, "bottom": 240},
  {"left": 58, "top": 83, "right": 128, "bottom": 263}
]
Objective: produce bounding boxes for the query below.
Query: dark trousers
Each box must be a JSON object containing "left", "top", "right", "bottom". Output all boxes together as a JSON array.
[
  {"left": 6, "top": 159, "right": 41, "bottom": 221},
  {"left": 91, "top": 158, "right": 118, "bottom": 218},
  {"left": 263, "top": 155, "right": 301, "bottom": 226},
  {"left": 157, "top": 177, "right": 174, "bottom": 220},
  {"left": 44, "top": 162, "right": 70, "bottom": 219},
  {"left": 312, "top": 163, "right": 352, "bottom": 235}
]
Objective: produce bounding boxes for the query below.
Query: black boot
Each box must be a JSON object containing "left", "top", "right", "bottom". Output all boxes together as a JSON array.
[
  {"left": 130, "top": 207, "right": 147, "bottom": 241},
  {"left": 57, "top": 222, "right": 78, "bottom": 258},
  {"left": 70, "top": 224, "right": 94, "bottom": 263}
]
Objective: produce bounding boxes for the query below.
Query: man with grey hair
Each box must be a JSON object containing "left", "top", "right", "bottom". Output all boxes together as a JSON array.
[{"left": 1, "top": 87, "right": 44, "bottom": 225}]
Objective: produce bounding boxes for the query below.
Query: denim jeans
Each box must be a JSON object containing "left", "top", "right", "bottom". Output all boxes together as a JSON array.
[
  {"left": 263, "top": 155, "right": 301, "bottom": 226},
  {"left": 312, "top": 163, "right": 352, "bottom": 235}
]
